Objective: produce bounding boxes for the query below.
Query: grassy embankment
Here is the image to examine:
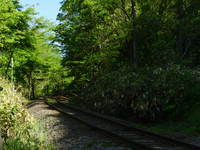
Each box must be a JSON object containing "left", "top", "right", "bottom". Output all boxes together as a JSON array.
[
  {"left": 0, "top": 77, "right": 53, "bottom": 150},
  {"left": 139, "top": 104, "right": 200, "bottom": 137}
]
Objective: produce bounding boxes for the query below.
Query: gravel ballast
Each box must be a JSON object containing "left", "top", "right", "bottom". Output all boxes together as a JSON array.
[{"left": 28, "top": 101, "right": 134, "bottom": 150}]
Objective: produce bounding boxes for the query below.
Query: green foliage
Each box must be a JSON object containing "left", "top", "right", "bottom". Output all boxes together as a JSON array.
[
  {"left": 80, "top": 65, "right": 200, "bottom": 121},
  {"left": 56, "top": 0, "right": 128, "bottom": 86},
  {"left": 138, "top": 102, "right": 200, "bottom": 137},
  {"left": 0, "top": 0, "right": 199, "bottom": 136},
  {"left": 55, "top": 0, "right": 200, "bottom": 123},
  {"left": 13, "top": 26, "right": 62, "bottom": 98},
  {"left": 56, "top": 0, "right": 200, "bottom": 69},
  {"left": 0, "top": 0, "right": 62, "bottom": 99},
  {"left": 0, "top": 0, "right": 33, "bottom": 51},
  {"left": 41, "top": 68, "right": 74, "bottom": 96},
  {"left": 0, "top": 77, "right": 52, "bottom": 150}
]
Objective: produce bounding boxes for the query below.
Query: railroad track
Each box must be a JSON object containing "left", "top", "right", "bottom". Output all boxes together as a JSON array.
[
  {"left": 25, "top": 100, "right": 44, "bottom": 108},
  {"left": 44, "top": 99, "right": 200, "bottom": 150}
]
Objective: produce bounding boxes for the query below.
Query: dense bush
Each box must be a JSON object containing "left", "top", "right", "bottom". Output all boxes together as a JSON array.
[
  {"left": 0, "top": 77, "right": 52, "bottom": 150},
  {"left": 80, "top": 65, "right": 200, "bottom": 121}
]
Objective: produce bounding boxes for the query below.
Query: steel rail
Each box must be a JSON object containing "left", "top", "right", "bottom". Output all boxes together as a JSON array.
[
  {"left": 44, "top": 100, "right": 200, "bottom": 150},
  {"left": 55, "top": 100, "right": 200, "bottom": 150}
]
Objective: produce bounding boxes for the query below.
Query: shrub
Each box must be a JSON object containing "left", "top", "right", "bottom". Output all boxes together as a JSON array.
[
  {"left": 80, "top": 65, "right": 200, "bottom": 121},
  {"left": 0, "top": 77, "right": 52, "bottom": 150}
]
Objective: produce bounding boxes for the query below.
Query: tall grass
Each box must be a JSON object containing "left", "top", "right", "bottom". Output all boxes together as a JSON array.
[{"left": 0, "top": 77, "right": 53, "bottom": 150}]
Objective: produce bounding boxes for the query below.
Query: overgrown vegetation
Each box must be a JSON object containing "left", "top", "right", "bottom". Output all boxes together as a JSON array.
[
  {"left": 0, "top": 77, "right": 52, "bottom": 150},
  {"left": 55, "top": 0, "right": 200, "bottom": 122},
  {"left": 0, "top": 0, "right": 60, "bottom": 148},
  {"left": 80, "top": 65, "right": 200, "bottom": 121}
]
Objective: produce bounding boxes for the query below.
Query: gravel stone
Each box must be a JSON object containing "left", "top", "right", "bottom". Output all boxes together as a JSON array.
[{"left": 28, "top": 102, "right": 134, "bottom": 150}]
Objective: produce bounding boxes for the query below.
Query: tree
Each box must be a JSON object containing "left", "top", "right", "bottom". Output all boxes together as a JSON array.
[
  {"left": 55, "top": 0, "right": 200, "bottom": 119},
  {"left": 13, "top": 18, "right": 61, "bottom": 99},
  {"left": 0, "top": 0, "right": 34, "bottom": 77},
  {"left": 0, "top": 0, "right": 62, "bottom": 99}
]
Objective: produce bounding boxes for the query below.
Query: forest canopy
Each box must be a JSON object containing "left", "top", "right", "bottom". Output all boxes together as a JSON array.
[{"left": 0, "top": 0, "right": 62, "bottom": 99}]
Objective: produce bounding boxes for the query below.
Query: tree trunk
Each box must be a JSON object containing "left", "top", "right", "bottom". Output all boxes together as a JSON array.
[
  {"left": 5, "top": 51, "right": 14, "bottom": 77},
  {"left": 175, "top": 0, "right": 186, "bottom": 58},
  {"left": 31, "top": 78, "right": 35, "bottom": 100},
  {"left": 130, "top": 0, "right": 137, "bottom": 66},
  {"left": 28, "top": 71, "right": 32, "bottom": 99},
  {"left": 0, "top": 133, "right": 3, "bottom": 150}
]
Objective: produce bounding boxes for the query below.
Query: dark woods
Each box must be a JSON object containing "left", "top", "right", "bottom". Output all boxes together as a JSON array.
[{"left": 55, "top": 0, "right": 200, "bottom": 121}]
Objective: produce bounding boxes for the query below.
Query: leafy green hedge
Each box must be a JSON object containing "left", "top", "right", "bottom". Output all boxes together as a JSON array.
[
  {"left": 0, "top": 77, "right": 52, "bottom": 150},
  {"left": 80, "top": 65, "right": 200, "bottom": 121}
]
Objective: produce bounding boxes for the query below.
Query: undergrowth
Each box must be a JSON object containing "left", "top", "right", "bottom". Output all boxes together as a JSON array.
[
  {"left": 0, "top": 77, "right": 53, "bottom": 150},
  {"left": 137, "top": 104, "right": 200, "bottom": 137},
  {"left": 80, "top": 64, "right": 200, "bottom": 121},
  {"left": 75, "top": 64, "right": 200, "bottom": 137}
]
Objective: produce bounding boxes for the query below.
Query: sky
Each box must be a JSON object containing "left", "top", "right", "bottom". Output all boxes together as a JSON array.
[{"left": 20, "top": 0, "right": 62, "bottom": 23}]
